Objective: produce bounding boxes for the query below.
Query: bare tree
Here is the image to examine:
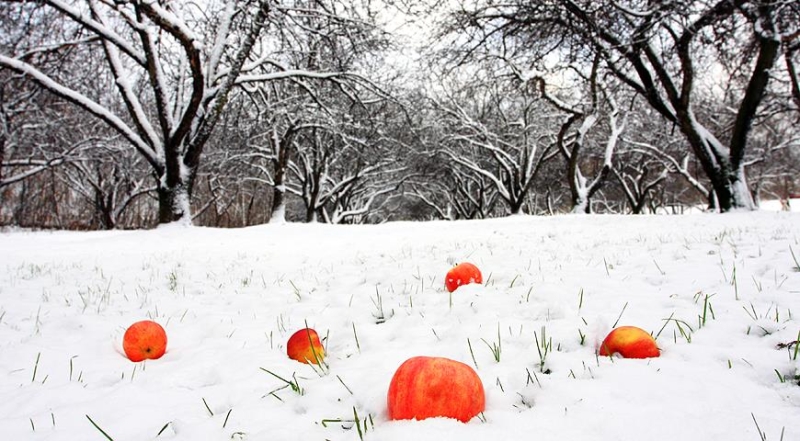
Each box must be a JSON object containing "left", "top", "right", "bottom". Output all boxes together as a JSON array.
[
  {"left": 787, "top": 41, "right": 800, "bottom": 115},
  {"left": 522, "top": 59, "right": 625, "bottom": 213},
  {"left": 440, "top": 0, "right": 800, "bottom": 212},
  {"left": 323, "top": 164, "right": 406, "bottom": 224},
  {"left": 0, "top": 73, "right": 78, "bottom": 190},
  {"left": 60, "top": 141, "right": 154, "bottom": 229},
  {"left": 434, "top": 78, "right": 558, "bottom": 215},
  {"left": 612, "top": 152, "right": 670, "bottom": 214},
  {"left": 408, "top": 167, "right": 500, "bottom": 220},
  {"left": 0, "top": 1, "right": 297, "bottom": 225},
  {"left": 286, "top": 116, "right": 400, "bottom": 223}
]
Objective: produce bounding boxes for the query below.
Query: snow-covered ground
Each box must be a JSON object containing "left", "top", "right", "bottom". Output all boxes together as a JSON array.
[{"left": 1, "top": 213, "right": 799, "bottom": 440}]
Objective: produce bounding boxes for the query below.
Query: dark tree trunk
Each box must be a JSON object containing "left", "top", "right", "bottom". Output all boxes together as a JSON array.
[
  {"left": 0, "top": 131, "right": 5, "bottom": 186},
  {"left": 93, "top": 188, "right": 115, "bottom": 230},
  {"left": 271, "top": 167, "right": 286, "bottom": 221},
  {"left": 157, "top": 181, "right": 190, "bottom": 224},
  {"left": 509, "top": 198, "right": 524, "bottom": 215}
]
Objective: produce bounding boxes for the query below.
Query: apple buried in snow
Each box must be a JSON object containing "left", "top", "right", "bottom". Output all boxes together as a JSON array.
[
  {"left": 387, "top": 356, "right": 485, "bottom": 422},
  {"left": 599, "top": 326, "right": 660, "bottom": 359},
  {"left": 445, "top": 262, "right": 483, "bottom": 293},
  {"left": 286, "top": 328, "right": 326, "bottom": 364},
  {"left": 123, "top": 320, "right": 167, "bottom": 362}
]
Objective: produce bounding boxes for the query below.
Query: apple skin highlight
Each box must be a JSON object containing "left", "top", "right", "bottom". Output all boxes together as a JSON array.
[
  {"left": 445, "top": 262, "right": 483, "bottom": 293},
  {"left": 286, "top": 328, "right": 326, "bottom": 365},
  {"left": 599, "top": 326, "right": 660, "bottom": 359}
]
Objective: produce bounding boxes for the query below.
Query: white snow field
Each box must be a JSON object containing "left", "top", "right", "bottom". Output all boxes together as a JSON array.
[{"left": 1, "top": 213, "right": 799, "bottom": 441}]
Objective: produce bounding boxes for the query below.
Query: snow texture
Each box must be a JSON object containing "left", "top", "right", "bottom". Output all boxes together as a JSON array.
[{"left": 1, "top": 213, "right": 799, "bottom": 440}]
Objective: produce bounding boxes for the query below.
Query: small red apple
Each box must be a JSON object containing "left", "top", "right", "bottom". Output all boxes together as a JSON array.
[
  {"left": 445, "top": 262, "right": 483, "bottom": 293},
  {"left": 123, "top": 320, "right": 167, "bottom": 362},
  {"left": 387, "top": 356, "right": 485, "bottom": 422},
  {"left": 286, "top": 328, "right": 325, "bottom": 365},
  {"left": 599, "top": 326, "right": 660, "bottom": 359}
]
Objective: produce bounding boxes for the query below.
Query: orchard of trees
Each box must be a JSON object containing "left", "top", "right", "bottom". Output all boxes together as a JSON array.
[{"left": 1, "top": 0, "right": 798, "bottom": 229}]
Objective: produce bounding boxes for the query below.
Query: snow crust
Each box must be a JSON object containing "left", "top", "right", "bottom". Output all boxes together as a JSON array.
[{"left": 1, "top": 213, "right": 799, "bottom": 440}]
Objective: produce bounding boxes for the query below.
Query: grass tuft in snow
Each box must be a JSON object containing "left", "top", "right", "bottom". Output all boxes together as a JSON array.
[
  {"left": 31, "top": 352, "right": 41, "bottom": 383},
  {"left": 86, "top": 415, "right": 114, "bottom": 441},
  {"left": 534, "top": 326, "right": 553, "bottom": 374},
  {"left": 612, "top": 302, "right": 628, "bottom": 328},
  {"left": 752, "top": 275, "right": 763, "bottom": 293},
  {"left": 696, "top": 292, "right": 716, "bottom": 328},
  {"left": 525, "top": 367, "right": 542, "bottom": 388},
  {"left": 156, "top": 422, "right": 171, "bottom": 437},
  {"left": 260, "top": 368, "right": 304, "bottom": 396},
  {"left": 467, "top": 338, "right": 479, "bottom": 370},
  {"left": 795, "top": 331, "right": 800, "bottom": 361},
  {"left": 776, "top": 332, "right": 800, "bottom": 361},
  {"left": 167, "top": 270, "right": 178, "bottom": 292},
  {"left": 652, "top": 259, "right": 665, "bottom": 276},
  {"left": 353, "top": 406, "right": 371, "bottom": 440},
  {"left": 774, "top": 369, "right": 787, "bottom": 383},
  {"left": 321, "top": 407, "right": 374, "bottom": 440},
  {"left": 743, "top": 303, "right": 760, "bottom": 321},
  {"left": 289, "top": 280, "right": 301, "bottom": 301},
  {"left": 202, "top": 397, "right": 214, "bottom": 416},
  {"left": 352, "top": 323, "right": 361, "bottom": 354},
  {"left": 659, "top": 314, "right": 694, "bottom": 343},
  {"left": 336, "top": 375, "right": 354, "bottom": 395},
  {"left": 751, "top": 413, "right": 785, "bottom": 441},
  {"left": 481, "top": 324, "right": 502, "bottom": 362},
  {"left": 371, "top": 288, "right": 393, "bottom": 324}
]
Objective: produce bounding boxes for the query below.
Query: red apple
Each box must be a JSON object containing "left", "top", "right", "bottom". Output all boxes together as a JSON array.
[
  {"left": 123, "top": 320, "right": 167, "bottom": 362},
  {"left": 445, "top": 262, "right": 483, "bottom": 293},
  {"left": 286, "top": 328, "right": 325, "bottom": 365},
  {"left": 599, "top": 326, "right": 660, "bottom": 359},
  {"left": 387, "top": 356, "right": 485, "bottom": 422}
]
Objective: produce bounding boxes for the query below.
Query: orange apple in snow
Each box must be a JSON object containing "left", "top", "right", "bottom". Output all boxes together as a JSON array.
[
  {"left": 286, "top": 328, "right": 325, "bottom": 364},
  {"left": 387, "top": 356, "right": 485, "bottom": 422},
  {"left": 599, "top": 326, "right": 660, "bottom": 359},
  {"left": 123, "top": 320, "right": 167, "bottom": 362},
  {"left": 445, "top": 262, "right": 483, "bottom": 293}
]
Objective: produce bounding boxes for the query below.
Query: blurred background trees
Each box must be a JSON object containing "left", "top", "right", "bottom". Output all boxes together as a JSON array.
[{"left": 1, "top": 0, "right": 798, "bottom": 229}]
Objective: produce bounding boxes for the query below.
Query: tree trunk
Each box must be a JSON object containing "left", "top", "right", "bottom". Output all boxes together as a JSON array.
[
  {"left": 686, "top": 145, "right": 754, "bottom": 212},
  {"left": 571, "top": 193, "right": 591, "bottom": 214},
  {"left": 270, "top": 183, "right": 286, "bottom": 223},
  {"left": 509, "top": 198, "right": 524, "bottom": 215},
  {"left": 0, "top": 130, "right": 5, "bottom": 186},
  {"left": 93, "top": 190, "right": 116, "bottom": 230},
  {"left": 157, "top": 181, "right": 191, "bottom": 224},
  {"left": 270, "top": 186, "right": 286, "bottom": 224}
]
